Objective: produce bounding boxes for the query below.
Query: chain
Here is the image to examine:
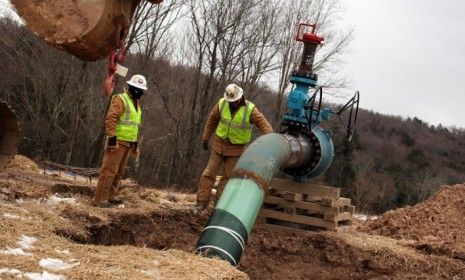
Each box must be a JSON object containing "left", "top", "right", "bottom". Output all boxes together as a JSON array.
[{"left": 104, "top": 24, "right": 128, "bottom": 96}]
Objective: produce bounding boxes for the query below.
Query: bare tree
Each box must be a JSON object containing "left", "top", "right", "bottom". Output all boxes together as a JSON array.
[
  {"left": 236, "top": 0, "right": 281, "bottom": 97},
  {"left": 127, "top": 0, "right": 183, "bottom": 61}
]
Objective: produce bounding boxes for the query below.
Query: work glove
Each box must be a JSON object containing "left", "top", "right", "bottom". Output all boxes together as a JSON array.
[
  {"left": 202, "top": 140, "right": 209, "bottom": 151},
  {"left": 107, "top": 136, "right": 117, "bottom": 150}
]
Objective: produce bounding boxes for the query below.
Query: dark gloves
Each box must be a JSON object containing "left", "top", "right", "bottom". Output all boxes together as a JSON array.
[
  {"left": 107, "top": 136, "right": 117, "bottom": 149},
  {"left": 202, "top": 140, "right": 209, "bottom": 151}
]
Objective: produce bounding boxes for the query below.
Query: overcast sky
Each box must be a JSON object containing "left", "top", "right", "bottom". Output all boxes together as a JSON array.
[{"left": 341, "top": 0, "right": 465, "bottom": 128}]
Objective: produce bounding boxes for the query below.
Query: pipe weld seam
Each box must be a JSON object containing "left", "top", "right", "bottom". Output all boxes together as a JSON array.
[
  {"left": 231, "top": 168, "right": 269, "bottom": 191},
  {"left": 203, "top": 225, "right": 246, "bottom": 251},
  {"left": 195, "top": 245, "right": 238, "bottom": 266}
]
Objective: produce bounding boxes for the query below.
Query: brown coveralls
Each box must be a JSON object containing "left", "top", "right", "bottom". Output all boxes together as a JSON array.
[
  {"left": 93, "top": 95, "right": 138, "bottom": 205},
  {"left": 196, "top": 101, "right": 273, "bottom": 206}
]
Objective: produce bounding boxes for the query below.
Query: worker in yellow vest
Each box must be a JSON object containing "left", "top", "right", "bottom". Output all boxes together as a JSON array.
[
  {"left": 195, "top": 84, "right": 273, "bottom": 211},
  {"left": 92, "top": 74, "right": 147, "bottom": 207}
]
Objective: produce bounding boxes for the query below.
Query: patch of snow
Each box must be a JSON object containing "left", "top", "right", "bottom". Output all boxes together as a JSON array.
[
  {"left": 16, "top": 198, "right": 25, "bottom": 203},
  {"left": 0, "top": 235, "right": 37, "bottom": 256},
  {"left": 0, "top": 247, "right": 32, "bottom": 256},
  {"left": 353, "top": 214, "right": 368, "bottom": 221},
  {"left": 49, "top": 194, "right": 76, "bottom": 205},
  {"left": 18, "top": 235, "right": 38, "bottom": 250},
  {"left": 140, "top": 269, "right": 160, "bottom": 278},
  {"left": 0, "top": 268, "right": 23, "bottom": 275},
  {"left": 24, "top": 271, "right": 66, "bottom": 280},
  {"left": 160, "top": 198, "right": 173, "bottom": 205},
  {"left": 3, "top": 213, "right": 24, "bottom": 220},
  {"left": 45, "top": 168, "right": 90, "bottom": 183},
  {"left": 117, "top": 204, "right": 125, "bottom": 209},
  {"left": 54, "top": 249, "right": 70, "bottom": 255},
  {"left": 39, "top": 258, "right": 79, "bottom": 271},
  {"left": 353, "top": 214, "right": 379, "bottom": 222},
  {"left": 0, "top": 202, "right": 15, "bottom": 208},
  {"left": 19, "top": 208, "right": 30, "bottom": 214},
  {"left": 103, "top": 267, "right": 123, "bottom": 274},
  {"left": 40, "top": 195, "right": 76, "bottom": 206}
]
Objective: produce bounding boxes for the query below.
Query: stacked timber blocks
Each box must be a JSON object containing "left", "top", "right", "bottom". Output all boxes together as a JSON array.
[{"left": 259, "top": 178, "right": 355, "bottom": 231}]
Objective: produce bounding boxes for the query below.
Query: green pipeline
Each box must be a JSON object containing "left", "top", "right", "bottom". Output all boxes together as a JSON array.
[{"left": 195, "top": 133, "right": 291, "bottom": 266}]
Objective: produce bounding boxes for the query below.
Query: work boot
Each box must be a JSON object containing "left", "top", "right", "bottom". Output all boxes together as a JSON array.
[{"left": 108, "top": 198, "right": 124, "bottom": 205}]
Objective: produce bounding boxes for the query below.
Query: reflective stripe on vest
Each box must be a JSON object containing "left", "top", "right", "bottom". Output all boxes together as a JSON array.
[
  {"left": 115, "top": 92, "right": 142, "bottom": 142},
  {"left": 215, "top": 98, "right": 255, "bottom": 145}
]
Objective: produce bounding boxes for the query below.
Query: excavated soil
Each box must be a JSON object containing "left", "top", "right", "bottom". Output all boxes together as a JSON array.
[
  {"left": 360, "top": 183, "right": 465, "bottom": 261},
  {"left": 55, "top": 205, "right": 465, "bottom": 280},
  {"left": 2, "top": 160, "right": 465, "bottom": 279}
]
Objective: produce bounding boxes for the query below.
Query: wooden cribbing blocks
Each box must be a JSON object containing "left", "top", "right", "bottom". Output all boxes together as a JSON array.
[{"left": 260, "top": 178, "right": 355, "bottom": 231}]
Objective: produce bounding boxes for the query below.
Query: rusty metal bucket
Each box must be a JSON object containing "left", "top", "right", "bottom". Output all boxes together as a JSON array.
[
  {"left": 0, "top": 101, "right": 19, "bottom": 169},
  {"left": 11, "top": 0, "right": 161, "bottom": 61}
]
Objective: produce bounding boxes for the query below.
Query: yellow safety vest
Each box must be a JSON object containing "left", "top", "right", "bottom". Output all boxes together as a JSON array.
[
  {"left": 114, "top": 92, "right": 142, "bottom": 142},
  {"left": 215, "top": 98, "right": 255, "bottom": 145}
]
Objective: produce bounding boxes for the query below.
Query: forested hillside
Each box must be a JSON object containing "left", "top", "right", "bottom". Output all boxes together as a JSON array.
[{"left": 325, "top": 110, "right": 465, "bottom": 213}]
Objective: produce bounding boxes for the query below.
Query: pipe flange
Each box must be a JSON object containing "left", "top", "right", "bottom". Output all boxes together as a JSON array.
[
  {"left": 281, "top": 131, "right": 321, "bottom": 178},
  {"left": 282, "top": 134, "right": 301, "bottom": 167}
]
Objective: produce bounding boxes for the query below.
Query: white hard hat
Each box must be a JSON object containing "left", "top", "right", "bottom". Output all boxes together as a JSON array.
[
  {"left": 127, "top": 74, "right": 148, "bottom": 91},
  {"left": 224, "top": 84, "right": 243, "bottom": 102}
]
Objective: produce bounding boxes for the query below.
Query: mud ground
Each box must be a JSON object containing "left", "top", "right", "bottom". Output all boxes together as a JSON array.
[{"left": 1, "top": 161, "right": 465, "bottom": 279}]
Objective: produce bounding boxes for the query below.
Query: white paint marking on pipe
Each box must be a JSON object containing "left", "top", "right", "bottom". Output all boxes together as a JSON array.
[
  {"left": 195, "top": 245, "right": 237, "bottom": 266},
  {"left": 203, "top": 226, "right": 245, "bottom": 251}
]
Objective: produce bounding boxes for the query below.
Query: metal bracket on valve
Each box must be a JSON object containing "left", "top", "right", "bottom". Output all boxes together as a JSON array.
[
  {"left": 305, "top": 86, "right": 323, "bottom": 130},
  {"left": 334, "top": 91, "right": 360, "bottom": 142}
]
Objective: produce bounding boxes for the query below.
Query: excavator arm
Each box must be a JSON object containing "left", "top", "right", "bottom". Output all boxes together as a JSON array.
[{"left": 11, "top": 0, "right": 163, "bottom": 61}]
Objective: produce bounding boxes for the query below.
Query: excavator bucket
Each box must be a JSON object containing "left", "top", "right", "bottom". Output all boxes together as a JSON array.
[
  {"left": 11, "top": 0, "right": 162, "bottom": 61},
  {"left": 0, "top": 101, "right": 19, "bottom": 169}
]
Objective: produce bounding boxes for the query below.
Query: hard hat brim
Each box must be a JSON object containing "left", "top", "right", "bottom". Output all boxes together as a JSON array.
[
  {"left": 127, "top": 80, "right": 147, "bottom": 91},
  {"left": 223, "top": 90, "right": 243, "bottom": 102}
]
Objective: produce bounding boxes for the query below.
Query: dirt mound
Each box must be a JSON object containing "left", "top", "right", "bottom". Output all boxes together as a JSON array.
[
  {"left": 360, "top": 183, "right": 465, "bottom": 260},
  {"left": 6, "top": 155, "right": 39, "bottom": 172},
  {"left": 244, "top": 227, "right": 465, "bottom": 279}
]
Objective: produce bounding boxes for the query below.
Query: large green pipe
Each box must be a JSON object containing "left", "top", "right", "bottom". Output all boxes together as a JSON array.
[{"left": 195, "top": 133, "right": 311, "bottom": 266}]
